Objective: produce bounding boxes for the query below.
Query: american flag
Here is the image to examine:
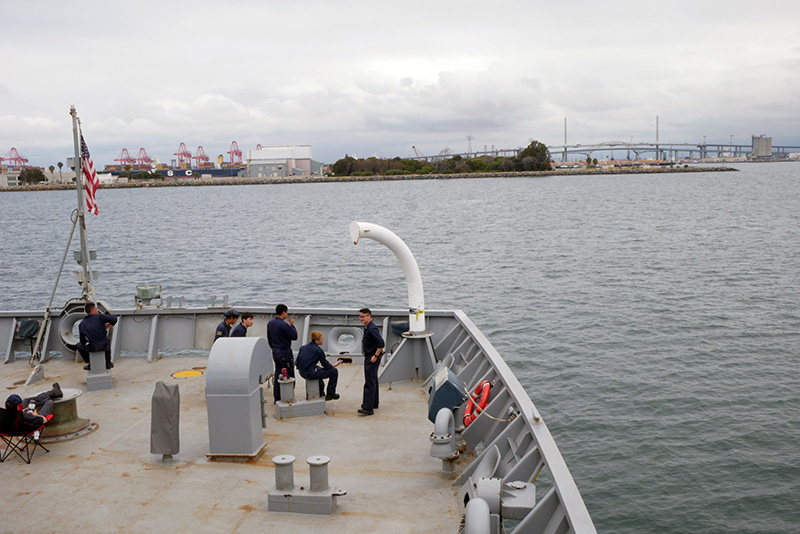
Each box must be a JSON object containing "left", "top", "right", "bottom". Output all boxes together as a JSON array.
[{"left": 81, "top": 134, "right": 99, "bottom": 215}]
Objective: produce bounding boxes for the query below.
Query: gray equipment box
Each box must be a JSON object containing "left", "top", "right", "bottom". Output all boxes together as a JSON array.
[{"left": 427, "top": 367, "right": 467, "bottom": 423}]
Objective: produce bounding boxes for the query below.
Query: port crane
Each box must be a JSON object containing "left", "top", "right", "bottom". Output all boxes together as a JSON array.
[
  {"left": 228, "top": 141, "right": 243, "bottom": 166},
  {"left": 3, "top": 147, "right": 29, "bottom": 167},
  {"left": 174, "top": 143, "right": 192, "bottom": 166},
  {"left": 194, "top": 146, "right": 210, "bottom": 168},
  {"left": 136, "top": 148, "right": 152, "bottom": 166},
  {"left": 114, "top": 148, "right": 136, "bottom": 166}
]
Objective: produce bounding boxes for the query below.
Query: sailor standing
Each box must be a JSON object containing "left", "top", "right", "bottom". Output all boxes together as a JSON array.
[
  {"left": 230, "top": 311, "right": 254, "bottom": 338},
  {"left": 267, "top": 304, "right": 298, "bottom": 402},
  {"left": 214, "top": 309, "right": 239, "bottom": 343},
  {"left": 358, "top": 308, "right": 384, "bottom": 416}
]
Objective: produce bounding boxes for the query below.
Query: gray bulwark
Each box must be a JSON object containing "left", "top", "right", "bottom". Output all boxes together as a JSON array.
[
  {"left": 151, "top": 381, "right": 180, "bottom": 457},
  {"left": 205, "top": 337, "right": 272, "bottom": 459}
]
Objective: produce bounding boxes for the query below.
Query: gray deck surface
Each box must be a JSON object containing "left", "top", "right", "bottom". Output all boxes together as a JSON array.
[{"left": 1, "top": 355, "right": 461, "bottom": 533}]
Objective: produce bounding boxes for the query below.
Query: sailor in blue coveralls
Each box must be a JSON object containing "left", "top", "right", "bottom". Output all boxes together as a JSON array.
[
  {"left": 296, "top": 331, "right": 341, "bottom": 400},
  {"left": 358, "top": 308, "right": 384, "bottom": 416},
  {"left": 214, "top": 309, "right": 239, "bottom": 343},
  {"left": 230, "top": 312, "right": 253, "bottom": 337},
  {"left": 267, "top": 304, "right": 298, "bottom": 402}
]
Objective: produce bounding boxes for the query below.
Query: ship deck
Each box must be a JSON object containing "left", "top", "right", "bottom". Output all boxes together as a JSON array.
[{"left": 1, "top": 355, "right": 461, "bottom": 533}]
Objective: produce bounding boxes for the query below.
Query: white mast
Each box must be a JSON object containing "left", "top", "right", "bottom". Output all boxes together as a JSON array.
[{"left": 70, "top": 105, "right": 95, "bottom": 301}]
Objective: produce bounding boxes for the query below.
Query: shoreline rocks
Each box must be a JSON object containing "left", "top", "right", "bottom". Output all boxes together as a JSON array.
[{"left": 3, "top": 165, "right": 738, "bottom": 192}]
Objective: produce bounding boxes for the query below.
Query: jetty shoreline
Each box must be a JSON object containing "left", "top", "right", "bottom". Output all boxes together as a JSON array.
[{"left": 3, "top": 165, "right": 737, "bottom": 192}]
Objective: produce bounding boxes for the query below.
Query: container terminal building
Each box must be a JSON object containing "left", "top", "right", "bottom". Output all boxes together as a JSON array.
[{"left": 246, "top": 145, "right": 324, "bottom": 178}]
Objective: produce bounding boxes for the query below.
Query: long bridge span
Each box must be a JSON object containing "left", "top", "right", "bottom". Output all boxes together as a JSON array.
[
  {"left": 548, "top": 141, "right": 800, "bottom": 162},
  {"left": 411, "top": 140, "right": 800, "bottom": 162}
]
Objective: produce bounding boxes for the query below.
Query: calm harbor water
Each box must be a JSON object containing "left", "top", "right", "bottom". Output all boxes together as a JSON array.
[{"left": 1, "top": 164, "right": 799, "bottom": 533}]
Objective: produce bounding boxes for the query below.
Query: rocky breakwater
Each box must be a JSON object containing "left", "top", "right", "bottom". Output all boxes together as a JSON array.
[{"left": 3, "top": 165, "right": 737, "bottom": 192}]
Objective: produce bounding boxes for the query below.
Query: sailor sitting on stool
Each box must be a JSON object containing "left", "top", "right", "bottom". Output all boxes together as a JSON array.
[
  {"left": 66, "top": 302, "right": 117, "bottom": 371},
  {"left": 296, "top": 331, "right": 342, "bottom": 401}
]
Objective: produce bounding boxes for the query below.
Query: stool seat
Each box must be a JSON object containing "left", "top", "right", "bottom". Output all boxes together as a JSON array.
[
  {"left": 305, "top": 378, "right": 322, "bottom": 400},
  {"left": 87, "top": 351, "right": 112, "bottom": 391}
]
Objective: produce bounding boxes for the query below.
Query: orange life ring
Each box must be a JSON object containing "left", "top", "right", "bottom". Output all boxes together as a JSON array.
[{"left": 463, "top": 380, "right": 491, "bottom": 427}]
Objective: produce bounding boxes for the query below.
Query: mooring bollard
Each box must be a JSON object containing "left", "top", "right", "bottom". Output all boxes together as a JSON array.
[
  {"left": 307, "top": 455, "right": 330, "bottom": 492},
  {"left": 268, "top": 453, "right": 345, "bottom": 515},
  {"left": 278, "top": 375, "right": 295, "bottom": 403},
  {"left": 273, "top": 455, "right": 296, "bottom": 491}
]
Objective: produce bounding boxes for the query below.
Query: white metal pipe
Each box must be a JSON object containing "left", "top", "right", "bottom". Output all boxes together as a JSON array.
[{"left": 349, "top": 221, "right": 425, "bottom": 332}]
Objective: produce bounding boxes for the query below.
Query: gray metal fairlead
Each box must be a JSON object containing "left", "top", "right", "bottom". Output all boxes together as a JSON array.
[{"left": 205, "top": 337, "right": 272, "bottom": 459}]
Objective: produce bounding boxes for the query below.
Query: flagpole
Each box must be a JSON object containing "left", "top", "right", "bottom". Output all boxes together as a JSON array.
[{"left": 70, "top": 105, "right": 94, "bottom": 301}]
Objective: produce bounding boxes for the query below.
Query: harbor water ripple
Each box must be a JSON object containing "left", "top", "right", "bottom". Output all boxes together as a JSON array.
[{"left": 1, "top": 163, "right": 798, "bottom": 533}]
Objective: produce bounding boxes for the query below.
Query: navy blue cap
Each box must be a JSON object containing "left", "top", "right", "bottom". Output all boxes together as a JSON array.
[
  {"left": 223, "top": 309, "right": 239, "bottom": 318},
  {"left": 6, "top": 394, "right": 22, "bottom": 407}
]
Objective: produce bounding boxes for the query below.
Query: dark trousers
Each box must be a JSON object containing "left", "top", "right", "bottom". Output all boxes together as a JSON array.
[
  {"left": 21, "top": 392, "right": 54, "bottom": 418},
  {"left": 273, "top": 355, "right": 295, "bottom": 401},
  {"left": 304, "top": 367, "right": 339, "bottom": 396},
  {"left": 361, "top": 357, "right": 380, "bottom": 410},
  {"left": 78, "top": 347, "right": 111, "bottom": 366}
]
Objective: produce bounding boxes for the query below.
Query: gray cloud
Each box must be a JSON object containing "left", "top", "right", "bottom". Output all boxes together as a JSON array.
[{"left": 2, "top": 0, "right": 799, "bottom": 167}]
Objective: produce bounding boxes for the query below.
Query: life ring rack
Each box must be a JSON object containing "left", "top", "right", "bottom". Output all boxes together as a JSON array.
[{"left": 463, "top": 380, "right": 491, "bottom": 427}]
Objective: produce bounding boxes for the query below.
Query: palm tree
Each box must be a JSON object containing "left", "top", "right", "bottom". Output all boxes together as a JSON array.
[
  {"left": 57, "top": 161, "right": 63, "bottom": 182},
  {"left": 49, "top": 165, "right": 55, "bottom": 181}
]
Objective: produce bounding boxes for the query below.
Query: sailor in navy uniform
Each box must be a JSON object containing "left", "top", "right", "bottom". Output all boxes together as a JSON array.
[
  {"left": 72, "top": 302, "right": 118, "bottom": 370},
  {"left": 358, "top": 308, "right": 384, "bottom": 416},
  {"left": 231, "top": 312, "right": 254, "bottom": 337},
  {"left": 267, "top": 304, "right": 298, "bottom": 402},
  {"left": 296, "top": 331, "right": 341, "bottom": 400},
  {"left": 214, "top": 309, "right": 239, "bottom": 343}
]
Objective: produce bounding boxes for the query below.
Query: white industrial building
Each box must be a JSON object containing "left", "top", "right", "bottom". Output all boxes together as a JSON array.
[
  {"left": 750, "top": 135, "right": 773, "bottom": 160},
  {"left": 246, "top": 145, "right": 324, "bottom": 178}
]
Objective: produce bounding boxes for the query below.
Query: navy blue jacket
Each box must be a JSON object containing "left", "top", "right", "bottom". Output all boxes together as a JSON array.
[
  {"left": 78, "top": 312, "right": 117, "bottom": 351},
  {"left": 230, "top": 323, "right": 247, "bottom": 337},
  {"left": 362, "top": 320, "right": 385, "bottom": 357},
  {"left": 214, "top": 320, "right": 231, "bottom": 341},
  {"left": 267, "top": 317, "right": 297, "bottom": 358},
  {"left": 296, "top": 341, "right": 332, "bottom": 378}
]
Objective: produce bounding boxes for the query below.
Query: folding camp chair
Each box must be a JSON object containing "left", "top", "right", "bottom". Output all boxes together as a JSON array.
[{"left": 0, "top": 407, "right": 52, "bottom": 464}]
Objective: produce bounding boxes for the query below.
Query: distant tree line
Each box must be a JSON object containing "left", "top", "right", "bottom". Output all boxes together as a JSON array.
[
  {"left": 119, "top": 165, "right": 164, "bottom": 181},
  {"left": 18, "top": 168, "right": 47, "bottom": 184},
  {"left": 331, "top": 140, "right": 552, "bottom": 176}
]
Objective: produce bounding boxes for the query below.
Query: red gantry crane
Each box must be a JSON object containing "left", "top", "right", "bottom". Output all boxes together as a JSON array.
[
  {"left": 228, "top": 141, "right": 243, "bottom": 166},
  {"left": 3, "top": 147, "right": 29, "bottom": 167},
  {"left": 174, "top": 143, "right": 192, "bottom": 167},
  {"left": 115, "top": 148, "right": 136, "bottom": 167},
  {"left": 136, "top": 148, "right": 152, "bottom": 167},
  {"left": 194, "top": 146, "right": 210, "bottom": 168}
]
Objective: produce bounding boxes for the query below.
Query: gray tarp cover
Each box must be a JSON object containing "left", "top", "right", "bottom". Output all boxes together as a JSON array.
[{"left": 151, "top": 381, "right": 180, "bottom": 455}]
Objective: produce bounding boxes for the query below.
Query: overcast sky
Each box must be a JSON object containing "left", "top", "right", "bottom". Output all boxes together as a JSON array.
[{"left": 2, "top": 0, "right": 799, "bottom": 167}]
